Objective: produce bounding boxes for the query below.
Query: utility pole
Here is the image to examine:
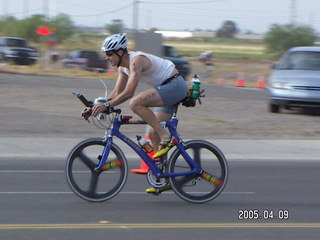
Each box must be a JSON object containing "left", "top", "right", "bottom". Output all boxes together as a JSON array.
[
  {"left": 290, "top": 0, "right": 297, "bottom": 25},
  {"left": 24, "top": 0, "right": 29, "bottom": 18},
  {"left": 132, "top": 0, "right": 139, "bottom": 32},
  {"left": 132, "top": 0, "right": 139, "bottom": 50},
  {"left": 43, "top": 0, "right": 49, "bottom": 20},
  {"left": 3, "top": 0, "right": 8, "bottom": 17}
]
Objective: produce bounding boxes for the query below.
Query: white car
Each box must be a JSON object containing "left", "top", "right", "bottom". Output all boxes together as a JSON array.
[{"left": 268, "top": 46, "right": 320, "bottom": 113}]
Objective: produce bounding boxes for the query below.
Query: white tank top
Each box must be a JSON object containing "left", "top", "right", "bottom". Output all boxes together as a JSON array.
[{"left": 121, "top": 51, "right": 175, "bottom": 86}]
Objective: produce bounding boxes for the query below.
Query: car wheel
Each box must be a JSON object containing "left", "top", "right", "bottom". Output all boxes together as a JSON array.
[
  {"left": 0, "top": 53, "right": 5, "bottom": 62},
  {"left": 269, "top": 103, "right": 280, "bottom": 113}
]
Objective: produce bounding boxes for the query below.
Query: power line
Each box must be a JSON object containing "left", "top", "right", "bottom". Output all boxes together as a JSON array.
[
  {"left": 141, "top": 0, "right": 226, "bottom": 4},
  {"left": 62, "top": 3, "right": 133, "bottom": 17}
]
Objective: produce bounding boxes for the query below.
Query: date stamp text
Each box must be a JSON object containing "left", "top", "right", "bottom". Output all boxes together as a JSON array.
[{"left": 238, "top": 209, "right": 289, "bottom": 220}]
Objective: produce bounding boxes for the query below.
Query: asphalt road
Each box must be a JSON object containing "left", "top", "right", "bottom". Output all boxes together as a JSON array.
[
  {"left": 0, "top": 158, "right": 319, "bottom": 240},
  {"left": 1, "top": 73, "right": 320, "bottom": 239}
]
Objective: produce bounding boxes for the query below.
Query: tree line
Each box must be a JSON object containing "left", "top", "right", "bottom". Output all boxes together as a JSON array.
[
  {"left": 0, "top": 14, "right": 74, "bottom": 43},
  {"left": 0, "top": 15, "right": 318, "bottom": 58},
  {"left": 103, "top": 19, "right": 320, "bottom": 58}
]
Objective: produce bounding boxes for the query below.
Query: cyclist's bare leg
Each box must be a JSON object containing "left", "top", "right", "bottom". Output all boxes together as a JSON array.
[
  {"left": 129, "top": 89, "right": 171, "bottom": 142},
  {"left": 148, "top": 111, "right": 172, "bottom": 150}
]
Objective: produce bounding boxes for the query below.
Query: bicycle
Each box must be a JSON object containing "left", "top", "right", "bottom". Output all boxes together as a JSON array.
[{"left": 66, "top": 92, "right": 228, "bottom": 204}]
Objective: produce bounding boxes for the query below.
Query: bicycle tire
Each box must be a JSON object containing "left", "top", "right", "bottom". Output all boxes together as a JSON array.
[
  {"left": 167, "top": 140, "right": 228, "bottom": 203},
  {"left": 66, "top": 138, "right": 128, "bottom": 202}
]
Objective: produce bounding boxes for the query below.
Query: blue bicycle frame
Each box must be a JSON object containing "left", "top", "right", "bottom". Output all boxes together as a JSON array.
[{"left": 95, "top": 113, "right": 200, "bottom": 178}]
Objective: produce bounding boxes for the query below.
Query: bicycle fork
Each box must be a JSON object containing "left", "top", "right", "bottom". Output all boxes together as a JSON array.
[{"left": 94, "top": 137, "right": 117, "bottom": 172}]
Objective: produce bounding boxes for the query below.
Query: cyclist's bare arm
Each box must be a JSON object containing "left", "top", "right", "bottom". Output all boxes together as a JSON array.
[
  {"left": 91, "top": 56, "right": 149, "bottom": 117},
  {"left": 108, "top": 69, "right": 128, "bottom": 99},
  {"left": 81, "top": 72, "right": 128, "bottom": 120},
  {"left": 108, "top": 56, "right": 149, "bottom": 108}
]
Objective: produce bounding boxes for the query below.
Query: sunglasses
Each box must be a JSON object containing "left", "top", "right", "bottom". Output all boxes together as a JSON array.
[{"left": 105, "top": 51, "right": 114, "bottom": 57}]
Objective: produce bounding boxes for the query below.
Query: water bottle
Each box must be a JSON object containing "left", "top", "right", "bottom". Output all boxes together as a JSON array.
[
  {"left": 191, "top": 75, "right": 201, "bottom": 99},
  {"left": 94, "top": 97, "right": 107, "bottom": 104},
  {"left": 94, "top": 97, "right": 107, "bottom": 120},
  {"left": 137, "top": 136, "right": 154, "bottom": 153}
]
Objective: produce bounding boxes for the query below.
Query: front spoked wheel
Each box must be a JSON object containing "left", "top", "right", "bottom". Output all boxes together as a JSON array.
[
  {"left": 66, "top": 138, "right": 128, "bottom": 202},
  {"left": 168, "top": 140, "right": 228, "bottom": 203}
]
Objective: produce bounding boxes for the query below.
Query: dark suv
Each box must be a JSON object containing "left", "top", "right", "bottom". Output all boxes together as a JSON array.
[
  {"left": 0, "top": 37, "right": 38, "bottom": 65},
  {"left": 62, "top": 50, "right": 108, "bottom": 73},
  {"left": 162, "top": 45, "right": 190, "bottom": 79}
]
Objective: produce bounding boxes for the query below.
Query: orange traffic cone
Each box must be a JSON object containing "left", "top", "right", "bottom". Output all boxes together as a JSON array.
[
  {"left": 130, "top": 151, "right": 154, "bottom": 174},
  {"left": 256, "top": 73, "right": 266, "bottom": 88},
  {"left": 216, "top": 75, "right": 225, "bottom": 85},
  {"left": 130, "top": 136, "right": 155, "bottom": 174},
  {"left": 236, "top": 70, "right": 246, "bottom": 87},
  {"left": 107, "top": 69, "right": 116, "bottom": 75}
]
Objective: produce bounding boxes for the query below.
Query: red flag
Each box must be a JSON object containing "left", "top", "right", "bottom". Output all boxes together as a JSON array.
[{"left": 35, "top": 26, "right": 52, "bottom": 35}]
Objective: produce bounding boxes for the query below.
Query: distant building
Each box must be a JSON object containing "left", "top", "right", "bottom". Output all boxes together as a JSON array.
[
  {"left": 155, "top": 30, "right": 193, "bottom": 38},
  {"left": 234, "top": 33, "right": 264, "bottom": 40},
  {"left": 192, "top": 31, "right": 216, "bottom": 38},
  {"left": 155, "top": 30, "right": 262, "bottom": 40}
]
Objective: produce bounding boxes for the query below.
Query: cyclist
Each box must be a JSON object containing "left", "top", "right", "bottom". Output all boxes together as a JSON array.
[
  {"left": 199, "top": 50, "right": 214, "bottom": 79},
  {"left": 82, "top": 33, "right": 188, "bottom": 193}
]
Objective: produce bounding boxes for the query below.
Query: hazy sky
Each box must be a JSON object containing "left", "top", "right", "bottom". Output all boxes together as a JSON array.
[{"left": 2, "top": 0, "right": 320, "bottom": 34}]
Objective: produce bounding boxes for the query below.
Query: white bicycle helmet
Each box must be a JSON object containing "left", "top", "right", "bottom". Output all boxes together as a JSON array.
[{"left": 101, "top": 33, "right": 127, "bottom": 52}]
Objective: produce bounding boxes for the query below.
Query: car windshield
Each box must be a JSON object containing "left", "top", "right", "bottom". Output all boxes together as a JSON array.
[
  {"left": 164, "top": 47, "right": 179, "bottom": 58},
  {"left": 6, "top": 39, "right": 27, "bottom": 48},
  {"left": 80, "top": 51, "right": 99, "bottom": 59},
  {"left": 279, "top": 51, "right": 320, "bottom": 71}
]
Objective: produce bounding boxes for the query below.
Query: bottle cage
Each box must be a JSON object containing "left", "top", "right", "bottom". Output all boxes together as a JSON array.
[{"left": 181, "top": 89, "right": 205, "bottom": 107}]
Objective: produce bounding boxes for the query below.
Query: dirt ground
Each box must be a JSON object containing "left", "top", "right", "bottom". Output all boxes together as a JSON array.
[
  {"left": 0, "top": 57, "right": 275, "bottom": 87},
  {"left": 1, "top": 71, "right": 320, "bottom": 140},
  {"left": 190, "top": 58, "right": 274, "bottom": 87}
]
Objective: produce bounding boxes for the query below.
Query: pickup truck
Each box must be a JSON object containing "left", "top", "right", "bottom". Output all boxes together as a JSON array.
[
  {"left": 62, "top": 50, "right": 108, "bottom": 73},
  {"left": 162, "top": 45, "right": 191, "bottom": 78},
  {"left": 0, "top": 37, "right": 38, "bottom": 65}
]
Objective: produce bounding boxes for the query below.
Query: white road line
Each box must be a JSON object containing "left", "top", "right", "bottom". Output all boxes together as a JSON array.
[
  {"left": 0, "top": 192, "right": 73, "bottom": 194},
  {"left": 0, "top": 170, "right": 64, "bottom": 173},
  {"left": 0, "top": 170, "right": 116, "bottom": 173},
  {"left": 0, "top": 191, "right": 255, "bottom": 195}
]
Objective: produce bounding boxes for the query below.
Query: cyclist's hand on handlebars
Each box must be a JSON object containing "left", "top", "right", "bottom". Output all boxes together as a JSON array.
[
  {"left": 91, "top": 103, "right": 109, "bottom": 117},
  {"left": 81, "top": 108, "right": 92, "bottom": 121}
]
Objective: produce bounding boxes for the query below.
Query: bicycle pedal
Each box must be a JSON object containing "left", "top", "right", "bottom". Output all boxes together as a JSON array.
[
  {"left": 145, "top": 187, "right": 164, "bottom": 195},
  {"left": 147, "top": 189, "right": 161, "bottom": 196}
]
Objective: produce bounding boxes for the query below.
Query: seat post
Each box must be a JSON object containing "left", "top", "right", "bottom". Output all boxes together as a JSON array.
[{"left": 172, "top": 104, "right": 179, "bottom": 118}]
